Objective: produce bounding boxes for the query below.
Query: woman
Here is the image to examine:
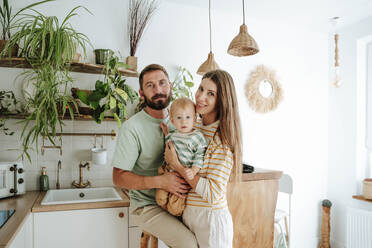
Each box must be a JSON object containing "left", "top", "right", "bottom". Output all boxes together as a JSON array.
[{"left": 164, "top": 69, "right": 242, "bottom": 248}]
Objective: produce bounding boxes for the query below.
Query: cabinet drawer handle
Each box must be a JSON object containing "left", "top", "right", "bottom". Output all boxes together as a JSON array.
[{"left": 119, "top": 212, "right": 124, "bottom": 218}]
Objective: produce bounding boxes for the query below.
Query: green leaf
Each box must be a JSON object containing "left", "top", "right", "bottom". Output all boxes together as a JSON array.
[
  {"left": 113, "top": 113, "right": 121, "bottom": 128},
  {"left": 114, "top": 88, "right": 128, "bottom": 101},
  {"left": 95, "top": 80, "right": 105, "bottom": 91},
  {"left": 77, "top": 90, "right": 88, "bottom": 105},
  {"left": 185, "top": 81, "right": 194, "bottom": 87},
  {"left": 109, "top": 96, "right": 116, "bottom": 109},
  {"left": 87, "top": 91, "right": 105, "bottom": 102}
]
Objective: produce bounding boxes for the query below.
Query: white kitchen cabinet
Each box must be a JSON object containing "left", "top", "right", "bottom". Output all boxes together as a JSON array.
[
  {"left": 33, "top": 207, "right": 128, "bottom": 248},
  {"left": 9, "top": 214, "right": 33, "bottom": 248}
]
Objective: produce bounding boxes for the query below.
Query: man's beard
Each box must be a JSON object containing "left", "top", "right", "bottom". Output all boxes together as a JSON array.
[{"left": 144, "top": 93, "right": 171, "bottom": 110}]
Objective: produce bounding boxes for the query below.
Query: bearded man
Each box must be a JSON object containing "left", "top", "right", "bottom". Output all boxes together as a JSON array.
[{"left": 112, "top": 64, "right": 198, "bottom": 248}]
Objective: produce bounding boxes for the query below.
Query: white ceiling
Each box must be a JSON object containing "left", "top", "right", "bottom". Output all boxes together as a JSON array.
[{"left": 166, "top": 0, "right": 372, "bottom": 32}]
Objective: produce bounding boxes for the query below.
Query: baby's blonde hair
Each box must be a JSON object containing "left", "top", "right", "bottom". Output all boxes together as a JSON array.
[{"left": 170, "top": 98, "right": 196, "bottom": 118}]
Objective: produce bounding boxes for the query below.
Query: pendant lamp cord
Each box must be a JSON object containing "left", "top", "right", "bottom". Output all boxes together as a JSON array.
[
  {"left": 242, "top": 0, "right": 246, "bottom": 24},
  {"left": 209, "top": 0, "right": 212, "bottom": 53}
]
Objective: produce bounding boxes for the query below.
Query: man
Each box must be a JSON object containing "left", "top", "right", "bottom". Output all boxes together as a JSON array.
[{"left": 112, "top": 64, "right": 198, "bottom": 248}]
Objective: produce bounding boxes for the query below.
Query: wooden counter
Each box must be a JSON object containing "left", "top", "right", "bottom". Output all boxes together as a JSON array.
[
  {"left": 0, "top": 192, "right": 39, "bottom": 248},
  {"left": 227, "top": 168, "right": 282, "bottom": 248}
]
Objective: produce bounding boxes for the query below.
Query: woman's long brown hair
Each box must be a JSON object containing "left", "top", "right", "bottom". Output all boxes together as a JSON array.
[{"left": 203, "top": 70, "right": 242, "bottom": 182}]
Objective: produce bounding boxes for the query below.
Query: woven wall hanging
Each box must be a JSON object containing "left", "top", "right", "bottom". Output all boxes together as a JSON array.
[{"left": 245, "top": 65, "right": 283, "bottom": 113}]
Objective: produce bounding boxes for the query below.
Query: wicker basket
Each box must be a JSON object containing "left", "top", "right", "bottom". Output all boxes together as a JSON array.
[{"left": 363, "top": 178, "right": 372, "bottom": 199}]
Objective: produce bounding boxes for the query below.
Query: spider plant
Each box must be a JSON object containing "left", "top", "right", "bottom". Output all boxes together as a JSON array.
[
  {"left": 20, "top": 65, "right": 77, "bottom": 161},
  {"left": 0, "top": 0, "right": 52, "bottom": 57},
  {"left": 0, "top": 6, "right": 92, "bottom": 161},
  {"left": 0, "top": 0, "right": 52, "bottom": 40},
  {"left": 2, "top": 5, "right": 91, "bottom": 66}
]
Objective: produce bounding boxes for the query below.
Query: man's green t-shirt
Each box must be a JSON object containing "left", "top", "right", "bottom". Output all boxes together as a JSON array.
[{"left": 111, "top": 110, "right": 167, "bottom": 207}]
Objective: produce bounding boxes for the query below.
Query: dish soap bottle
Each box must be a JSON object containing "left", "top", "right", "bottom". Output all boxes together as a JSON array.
[{"left": 40, "top": 167, "right": 49, "bottom": 191}]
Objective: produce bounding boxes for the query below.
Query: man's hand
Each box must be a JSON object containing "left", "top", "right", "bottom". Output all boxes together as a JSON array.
[{"left": 160, "top": 171, "right": 191, "bottom": 198}]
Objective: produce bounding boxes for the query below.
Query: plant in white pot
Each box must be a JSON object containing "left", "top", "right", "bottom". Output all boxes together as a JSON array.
[{"left": 127, "top": 0, "right": 158, "bottom": 71}]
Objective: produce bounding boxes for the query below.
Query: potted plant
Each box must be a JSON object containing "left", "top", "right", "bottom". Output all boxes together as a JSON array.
[
  {"left": 0, "top": 0, "right": 52, "bottom": 57},
  {"left": 1, "top": 6, "right": 91, "bottom": 161},
  {"left": 171, "top": 67, "right": 195, "bottom": 101},
  {"left": 127, "top": 0, "right": 158, "bottom": 71},
  {"left": 76, "top": 55, "right": 138, "bottom": 127},
  {"left": 0, "top": 90, "right": 22, "bottom": 135}
]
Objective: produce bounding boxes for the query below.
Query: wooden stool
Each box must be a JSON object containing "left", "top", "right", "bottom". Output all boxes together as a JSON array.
[{"left": 140, "top": 231, "right": 158, "bottom": 248}]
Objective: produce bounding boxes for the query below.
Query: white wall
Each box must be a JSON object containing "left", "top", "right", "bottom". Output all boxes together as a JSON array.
[
  {"left": 0, "top": 0, "right": 329, "bottom": 247},
  {"left": 328, "top": 15, "right": 372, "bottom": 248}
]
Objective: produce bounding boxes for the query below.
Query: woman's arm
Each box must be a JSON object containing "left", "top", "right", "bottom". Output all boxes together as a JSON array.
[
  {"left": 164, "top": 141, "right": 200, "bottom": 188},
  {"left": 165, "top": 141, "right": 234, "bottom": 205}
]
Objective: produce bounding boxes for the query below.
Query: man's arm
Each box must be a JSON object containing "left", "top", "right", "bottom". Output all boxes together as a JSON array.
[{"left": 112, "top": 167, "right": 190, "bottom": 198}]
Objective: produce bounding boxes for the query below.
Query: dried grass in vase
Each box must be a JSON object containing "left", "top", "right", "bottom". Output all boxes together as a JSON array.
[{"left": 128, "top": 0, "right": 158, "bottom": 57}]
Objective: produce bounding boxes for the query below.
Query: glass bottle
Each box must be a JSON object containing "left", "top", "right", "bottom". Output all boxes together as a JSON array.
[{"left": 39, "top": 167, "right": 49, "bottom": 191}]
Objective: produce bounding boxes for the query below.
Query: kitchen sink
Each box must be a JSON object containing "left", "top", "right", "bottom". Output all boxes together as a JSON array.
[{"left": 41, "top": 187, "right": 122, "bottom": 205}]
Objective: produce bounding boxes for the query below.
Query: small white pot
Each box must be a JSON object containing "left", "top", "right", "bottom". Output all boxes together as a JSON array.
[{"left": 91, "top": 148, "right": 107, "bottom": 165}]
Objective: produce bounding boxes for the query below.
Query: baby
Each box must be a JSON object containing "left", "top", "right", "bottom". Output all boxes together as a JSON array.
[{"left": 156, "top": 98, "right": 208, "bottom": 216}]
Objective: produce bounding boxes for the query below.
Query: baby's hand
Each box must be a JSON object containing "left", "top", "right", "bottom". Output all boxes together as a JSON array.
[
  {"left": 160, "top": 122, "right": 169, "bottom": 136},
  {"left": 185, "top": 168, "right": 196, "bottom": 180}
]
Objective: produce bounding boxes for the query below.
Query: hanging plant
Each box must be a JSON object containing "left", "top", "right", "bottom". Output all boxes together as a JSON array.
[{"left": 0, "top": 6, "right": 92, "bottom": 161}]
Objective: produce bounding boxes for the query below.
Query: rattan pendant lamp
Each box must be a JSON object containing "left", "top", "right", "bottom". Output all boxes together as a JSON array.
[
  {"left": 227, "top": 0, "right": 259, "bottom": 56},
  {"left": 197, "top": 0, "right": 219, "bottom": 75}
]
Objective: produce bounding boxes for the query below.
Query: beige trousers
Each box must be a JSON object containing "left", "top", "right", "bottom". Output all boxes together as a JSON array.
[{"left": 130, "top": 205, "right": 198, "bottom": 248}]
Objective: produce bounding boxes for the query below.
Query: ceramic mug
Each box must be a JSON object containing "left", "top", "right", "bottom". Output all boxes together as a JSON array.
[
  {"left": 91, "top": 135, "right": 107, "bottom": 165},
  {"left": 91, "top": 147, "right": 107, "bottom": 165}
]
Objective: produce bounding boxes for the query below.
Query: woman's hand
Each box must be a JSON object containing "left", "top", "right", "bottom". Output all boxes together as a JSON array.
[
  {"left": 164, "top": 141, "right": 182, "bottom": 171},
  {"left": 165, "top": 141, "right": 200, "bottom": 189}
]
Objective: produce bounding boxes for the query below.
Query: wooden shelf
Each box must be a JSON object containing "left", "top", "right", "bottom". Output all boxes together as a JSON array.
[
  {"left": 352, "top": 195, "right": 372, "bottom": 203},
  {"left": 0, "top": 57, "right": 139, "bottom": 77},
  {"left": 0, "top": 113, "right": 116, "bottom": 122}
]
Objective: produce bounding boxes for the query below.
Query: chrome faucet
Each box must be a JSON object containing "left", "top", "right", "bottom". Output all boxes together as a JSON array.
[
  {"left": 72, "top": 161, "right": 91, "bottom": 188},
  {"left": 56, "top": 160, "right": 62, "bottom": 189}
]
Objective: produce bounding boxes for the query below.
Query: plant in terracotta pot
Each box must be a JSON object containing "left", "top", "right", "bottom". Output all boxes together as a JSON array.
[
  {"left": 77, "top": 55, "right": 138, "bottom": 127},
  {"left": 127, "top": 0, "right": 158, "bottom": 71},
  {"left": 0, "top": 0, "right": 52, "bottom": 57},
  {"left": 1, "top": 6, "right": 91, "bottom": 161}
]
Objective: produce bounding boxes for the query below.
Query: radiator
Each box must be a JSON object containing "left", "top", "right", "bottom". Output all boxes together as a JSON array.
[{"left": 347, "top": 207, "right": 372, "bottom": 248}]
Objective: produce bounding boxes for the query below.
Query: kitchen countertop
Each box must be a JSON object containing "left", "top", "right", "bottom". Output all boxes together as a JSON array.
[
  {"left": 0, "top": 169, "right": 281, "bottom": 247},
  {"left": 0, "top": 191, "right": 39, "bottom": 248},
  {"left": 0, "top": 187, "right": 129, "bottom": 247},
  {"left": 241, "top": 167, "right": 282, "bottom": 181}
]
